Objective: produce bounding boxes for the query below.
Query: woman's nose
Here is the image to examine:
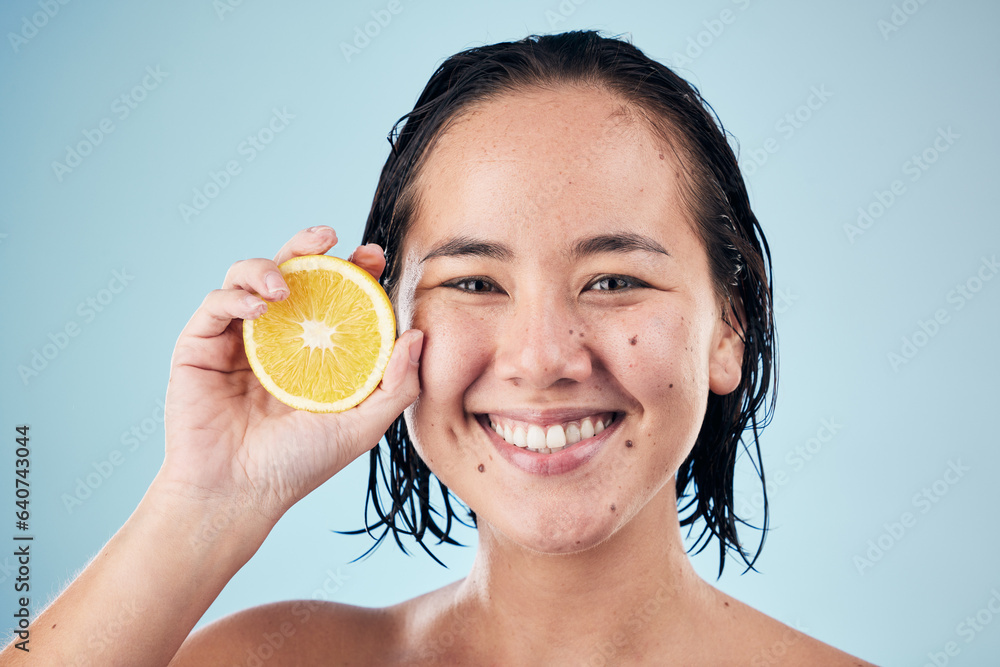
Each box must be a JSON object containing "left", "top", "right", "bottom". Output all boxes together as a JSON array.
[{"left": 493, "top": 291, "right": 593, "bottom": 389}]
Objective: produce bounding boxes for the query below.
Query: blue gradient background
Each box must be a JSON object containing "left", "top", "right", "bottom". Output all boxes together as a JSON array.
[{"left": 1, "top": 1, "right": 998, "bottom": 664}]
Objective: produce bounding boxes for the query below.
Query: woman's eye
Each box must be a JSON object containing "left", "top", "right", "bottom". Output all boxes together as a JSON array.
[
  {"left": 448, "top": 277, "right": 498, "bottom": 293},
  {"left": 588, "top": 275, "right": 641, "bottom": 291}
]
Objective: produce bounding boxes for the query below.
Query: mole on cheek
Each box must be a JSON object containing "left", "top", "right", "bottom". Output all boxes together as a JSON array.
[
  {"left": 625, "top": 440, "right": 633, "bottom": 448},
  {"left": 477, "top": 464, "right": 485, "bottom": 473},
  {"left": 629, "top": 335, "right": 637, "bottom": 346},
  {"left": 669, "top": 383, "right": 674, "bottom": 388},
  {"left": 610, "top": 504, "right": 616, "bottom": 512}
]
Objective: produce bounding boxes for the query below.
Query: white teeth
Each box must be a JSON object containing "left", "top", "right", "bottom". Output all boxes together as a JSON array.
[
  {"left": 489, "top": 414, "right": 614, "bottom": 452},
  {"left": 527, "top": 425, "right": 546, "bottom": 450},
  {"left": 546, "top": 424, "right": 567, "bottom": 449}
]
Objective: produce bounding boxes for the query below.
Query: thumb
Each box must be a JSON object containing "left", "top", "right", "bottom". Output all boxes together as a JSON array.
[{"left": 351, "top": 329, "right": 423, "bottom": 439}]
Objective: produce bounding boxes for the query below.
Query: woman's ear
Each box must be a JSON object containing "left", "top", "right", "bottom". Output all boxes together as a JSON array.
[{"left": 708, "top": 294, "right": 745, "bottom": 396}]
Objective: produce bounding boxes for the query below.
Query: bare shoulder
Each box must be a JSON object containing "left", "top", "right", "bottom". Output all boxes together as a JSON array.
[
  {"left": 707, "top": 588, "right": 877, "bottom": 666},
  {"left": 169, "top": 598, "right": 401, "bottom": 666}
]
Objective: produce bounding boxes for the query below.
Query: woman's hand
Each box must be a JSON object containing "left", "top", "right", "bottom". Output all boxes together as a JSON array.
[{"left": 157, "top": 225, "right": 422, "bottom": 531}]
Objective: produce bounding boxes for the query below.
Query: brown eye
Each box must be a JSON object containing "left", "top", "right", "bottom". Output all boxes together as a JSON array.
[
  {"left": 450, "top": 277, "right": 497, "bottom": 293},
  {"left": 589, "top": 275, "right": 640, "bottom": 291}
]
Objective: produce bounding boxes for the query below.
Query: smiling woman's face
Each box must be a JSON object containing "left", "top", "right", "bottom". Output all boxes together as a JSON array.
[{"left": 392, "top": 85, "right": 744, "bottom": 554}]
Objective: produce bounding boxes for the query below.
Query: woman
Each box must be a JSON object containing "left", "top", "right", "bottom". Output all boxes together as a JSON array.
[{"left": 5, "top": 32, "right": 874, "bottom": 665}]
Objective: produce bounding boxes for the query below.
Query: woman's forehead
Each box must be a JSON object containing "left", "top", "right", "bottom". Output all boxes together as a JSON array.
[
  {"left": 428, "top": 86, "right": 654, "bottom": 172},
  {"left": 400, "top": 86, "right": 690, "bottom": 257}
]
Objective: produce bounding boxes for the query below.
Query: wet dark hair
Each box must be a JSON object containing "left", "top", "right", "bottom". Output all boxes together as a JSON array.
[{"left": 351, "top": 30, "right": 776, "bottom": 576}]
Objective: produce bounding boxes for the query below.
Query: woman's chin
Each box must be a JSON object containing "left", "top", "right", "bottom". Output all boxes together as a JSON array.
[{"left": 485, "top": 508, "right": 624, "bottom": 556}]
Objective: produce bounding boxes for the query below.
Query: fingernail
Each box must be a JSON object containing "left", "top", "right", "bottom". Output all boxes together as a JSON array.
[
  {"left": 408, "top": 331, "right": 424, "bottom": 364},
  {"left": 245, "top": 294, "right": 266, "bottom": 311},
  {"left": 264, "top": 272, "right": 288, "bottom": 296},
  {"left": 308, "top": 225, "right": 333, "bottom": 235}
]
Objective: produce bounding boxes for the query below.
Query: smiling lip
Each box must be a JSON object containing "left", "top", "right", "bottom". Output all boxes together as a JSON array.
[{"left": 476, "top": 411, "right": 621, "bottom": 476}]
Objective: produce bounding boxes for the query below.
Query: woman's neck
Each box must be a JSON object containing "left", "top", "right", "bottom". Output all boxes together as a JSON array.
[{"left": 451, "top": 487, "right": 715, "bottom": 663}]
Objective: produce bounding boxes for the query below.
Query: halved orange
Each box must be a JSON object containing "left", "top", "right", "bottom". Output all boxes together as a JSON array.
[{"left": 243, "top": 254, "right": 396, "bottom": 413}]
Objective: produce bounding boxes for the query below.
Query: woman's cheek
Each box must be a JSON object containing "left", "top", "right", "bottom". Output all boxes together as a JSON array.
[
  {"left": 592, "top": 307, "right": 707, "bottom": 453},
  {"left": 415, "top": 304, "right": 494, "bottom": 392},
  {"left": 405, "top": 303, "right": 494, "bottom": 468},
  {"left": 589, "top": 307, "right": 687, "bottom": 392}
]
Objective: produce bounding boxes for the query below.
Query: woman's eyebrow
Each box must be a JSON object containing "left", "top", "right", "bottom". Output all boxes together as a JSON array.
[
  {"left": 420, "top": 236, "right": 514, "bottom": 263},
  {"left": 571, "top": 232, "right": 670, "bottom": 259},
  {"left": 419, "top": 232, "right": 669, "bottom": 263}
]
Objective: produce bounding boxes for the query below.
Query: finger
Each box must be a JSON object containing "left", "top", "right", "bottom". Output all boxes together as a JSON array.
[
  {"left": 273, "top": 226, "right": 338, "bottom": 266},
  {"left": 347, "top": 243, "right": 387, "bottom": 282},
  {"left": 180, "top": 289, "right": 268, "bottom": 340},
  {"left": 223, "top": 258, "right": 290, "bottom": 302},
  {"left": 352, "top": 329, "right": 423, "bottom": 436}
]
